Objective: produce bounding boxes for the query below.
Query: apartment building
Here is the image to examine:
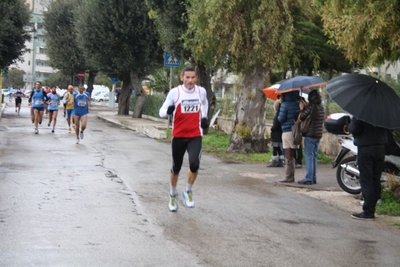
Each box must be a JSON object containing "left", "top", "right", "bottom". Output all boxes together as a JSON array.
[{"left": 12, "top": 0, "right": 55, "bottom": 90}]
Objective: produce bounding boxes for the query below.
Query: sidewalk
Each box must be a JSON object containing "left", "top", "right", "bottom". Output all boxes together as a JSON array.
[{"left": 94, "top": 103, "right": 168, "bottom": 139}]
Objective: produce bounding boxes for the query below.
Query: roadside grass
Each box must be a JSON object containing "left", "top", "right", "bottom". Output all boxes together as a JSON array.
[
  {"left": 163, "top": 128, "right": 334, "bottom": 164},
  {"left": 376, "top": 189, "right": 400, "bottom": 216}
]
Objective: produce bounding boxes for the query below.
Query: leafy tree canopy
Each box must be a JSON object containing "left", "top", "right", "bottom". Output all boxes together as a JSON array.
[
  {"left": 316, "top": 0, "right": 400, "bottom": 65},
  {"left": 75, "top": 0, "right": 163, "bottom": 81},
  {"left": 0, "top": 0, "right": 31, "bottom": 68},
  {"left": 43, "top": 0, "right": 86, "bottom": 73}
]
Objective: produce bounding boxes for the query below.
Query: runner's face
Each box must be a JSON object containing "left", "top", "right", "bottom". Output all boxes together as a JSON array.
[
  {"left": 180, "top": 71, "right": 197, "bottom": 89},
  {"left": 35, "top": 83, "right": 41, "bottom": 90},
  {"left": 78, "top": 86, "right": 84, "bottom": 93}
]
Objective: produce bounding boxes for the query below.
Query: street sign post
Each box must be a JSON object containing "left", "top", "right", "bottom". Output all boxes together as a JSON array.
[
  {"left": 77, "top": 71, "right": 85, "bottom": 80},
  {"left": 164, "top": 51, "right": 181, "bottom": 67},
  {"left": 164, "top": 51, "right": 181, "bottom": 90}
]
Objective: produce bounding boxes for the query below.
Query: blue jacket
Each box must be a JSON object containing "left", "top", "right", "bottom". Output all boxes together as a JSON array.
[{"left": 278, "top": 91, "right": 300, "bottom": 132}]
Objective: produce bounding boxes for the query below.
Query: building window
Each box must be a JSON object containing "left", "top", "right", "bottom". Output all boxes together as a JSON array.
[
  {"left": 28, "top": 61, "right": 30, "bottom": 66},
  {"left": 39, "top": 48, "right": 45, "bottom": 54}
]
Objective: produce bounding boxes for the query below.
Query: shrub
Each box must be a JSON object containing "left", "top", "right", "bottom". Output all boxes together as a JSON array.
[{"left": 130, "top": 94, "right": 165, "bottom": 118}]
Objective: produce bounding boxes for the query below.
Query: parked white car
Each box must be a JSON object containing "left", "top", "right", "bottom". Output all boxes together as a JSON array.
[{"left": 93, "top": 92, "right": 109, "bottom": 102}]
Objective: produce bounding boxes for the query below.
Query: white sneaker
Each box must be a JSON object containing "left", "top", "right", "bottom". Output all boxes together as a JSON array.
[
  {"left": 182, "top": 191, "right": 195, "bottom": 208},
  {"left": 168, "top": 194, "right": 178, "bottom": 212},
  {"left": 80, "top": 131, "right": 84, "bottom": 139},
  {"left": 76, "top": 138, "right": 80, "bottom": 144}
]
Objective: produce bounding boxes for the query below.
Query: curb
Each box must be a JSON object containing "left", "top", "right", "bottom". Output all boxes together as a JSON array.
[{"left": 0, "top": 103, "right": 6, "bottom": 120}]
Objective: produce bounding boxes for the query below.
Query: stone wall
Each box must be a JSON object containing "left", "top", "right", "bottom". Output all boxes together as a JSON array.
[{"left": 215, "top": 116, "right": 340, "bottom": 156}]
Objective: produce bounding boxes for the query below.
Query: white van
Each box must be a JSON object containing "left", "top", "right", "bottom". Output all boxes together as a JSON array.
[{"left": 89, "top": 85, "right": 110, "bottom": 100}]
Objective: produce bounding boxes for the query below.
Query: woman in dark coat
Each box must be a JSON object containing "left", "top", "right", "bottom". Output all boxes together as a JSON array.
[
  {"left": 278, "top": 91, "right": 301, "bottom": 182},
  {"left": 298, "top": 90, "right": 325, "bottom": 185}
]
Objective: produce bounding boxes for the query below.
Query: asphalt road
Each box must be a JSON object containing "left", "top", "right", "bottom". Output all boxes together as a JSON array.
[{"left": 1, "top": 103, "right": 400, "bottom": 267}]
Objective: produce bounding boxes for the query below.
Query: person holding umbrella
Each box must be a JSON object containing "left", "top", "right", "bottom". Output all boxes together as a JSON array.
[
  {"left": 277, "top": 91, "right": 301, "bottom": 182},
  {"left": 326, "top": 74, "right": 400, "bottom": 220},
  {"left": 348, "top": 118, "right": 388, "bottom": 220},
  {"left": 297, "top": 90, "right": 325, "bottom": 185},
  {"left": 276, "top": 75, "right": 325, "bottom": 183}
]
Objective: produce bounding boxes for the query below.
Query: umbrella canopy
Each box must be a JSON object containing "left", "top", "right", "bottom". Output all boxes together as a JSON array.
[
  {"left": 262, "top": 84, "right": 281, "bottom": 100},
  {"left": 326, "top": 74, "right": 400, "bottom": 129},
  {"left": 276, "top": 76, "right": 325, "bottom": 93},
  {"left": 262, "top": 85, "right": 310, "bottom": 101}
]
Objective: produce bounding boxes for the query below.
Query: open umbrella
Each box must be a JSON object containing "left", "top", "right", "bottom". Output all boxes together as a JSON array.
[
  {"left": 326, "top": 74, "right": 400, "bottom": 129},
  {"left": 276, "top": 76, "right": 326, "bottom": 93},
  {"left": 262, "top": 85, "right": 310, "bottom": 101},
  {"left": 262, "top": 84, "right": 281, "bottom": 100}
]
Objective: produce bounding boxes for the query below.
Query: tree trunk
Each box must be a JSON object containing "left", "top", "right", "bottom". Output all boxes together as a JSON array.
[
  {"left": 227, "top": 67, "right": 269, "bottom": 153},
  {"left": 197, "top": 63, "right": 216, "bottom": 135},
  {"left": 131, "top": 71, "right": 145, "bottom": 118},
  {"left": 86, "top": 70, "right": 97, "bottom": 95},
  {"left": 118, "top": 75, "right": 131, "bottom": 115}
]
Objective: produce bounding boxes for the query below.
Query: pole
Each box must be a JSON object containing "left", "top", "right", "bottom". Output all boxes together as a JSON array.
[
  {"left": 0, "top": 71, "right": 3, "bottom": 104},
  {"left": 168, "top": 67, "right": 173, "bottom": 128},
  {"left": 169, "top": 67, "right": 173, "bottom": 89}
]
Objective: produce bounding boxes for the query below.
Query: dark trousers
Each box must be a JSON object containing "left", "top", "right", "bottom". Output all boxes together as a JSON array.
[
  {"left": 358, "top": 145, "right": 385, "bottom": 216},
  {"left": 294, "top": 144, "right": 303, "bottom": 165}
]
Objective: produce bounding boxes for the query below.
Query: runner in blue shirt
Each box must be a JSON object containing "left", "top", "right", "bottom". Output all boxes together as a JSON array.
[
  {"left": 73, "top": 84, "right": 91, "bottom": 144},
  {"left": 28, "top": 81, "right": 48, "bottom": 134},
  {"left": 46, "top": 86, "right": 61, "bottom": 133}
]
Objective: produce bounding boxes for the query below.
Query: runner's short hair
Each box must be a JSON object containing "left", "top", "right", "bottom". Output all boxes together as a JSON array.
[{"left": 181, "top": 66, "right": 196, "bottom": 76}]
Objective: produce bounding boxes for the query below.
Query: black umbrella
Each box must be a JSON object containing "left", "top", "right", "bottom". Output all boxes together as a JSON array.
[{"left": 326, "top": 74, "right": 400, "bottom": 129}]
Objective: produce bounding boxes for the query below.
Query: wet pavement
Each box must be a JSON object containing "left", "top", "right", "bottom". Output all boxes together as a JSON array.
[{"left": 1, "top": 101, "right": 400, "bottom": 266}]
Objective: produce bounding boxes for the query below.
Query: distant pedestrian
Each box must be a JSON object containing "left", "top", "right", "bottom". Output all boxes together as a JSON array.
[
  {"left": 73, "top": 84, "right": 91, "bottom": 144},
  {"left": 267, "top": 98, "right": 284, "bottom": 167},
  {"left": 159, "top": 66, "right": 209, "bottom": 212}
]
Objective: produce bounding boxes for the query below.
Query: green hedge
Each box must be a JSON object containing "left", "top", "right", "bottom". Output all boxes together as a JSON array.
[{"left": 130, "top": 94, "right": 165, "bottom": 118}]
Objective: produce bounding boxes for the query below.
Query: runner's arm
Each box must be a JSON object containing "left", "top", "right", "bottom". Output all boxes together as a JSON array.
[
  {"left": 201, "top": 87, "right": 208, "bottom": 119},
  {"left": 159, "top": 88, "right": 177, "bottom": 118}
]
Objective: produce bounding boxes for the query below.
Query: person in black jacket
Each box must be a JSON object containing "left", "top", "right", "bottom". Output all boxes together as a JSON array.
[
  {"left": 267, "top": 99, "right": 284, "bottom": 167},
  {"left": 348, "top": 117, "right": 389, "bottom": 220}
]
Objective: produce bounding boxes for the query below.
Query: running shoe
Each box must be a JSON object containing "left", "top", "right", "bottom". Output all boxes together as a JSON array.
[
  {"left": 47, "top": 122, "right": 50, "bottom": 127},
  {"left": 76, "top": 138, "right": 80, "bottom": 144},
  {"left": 15, "top": 109, "right": 17, "bottom": 112},
  {"left": 80, "top": 131, "right": 84, "bottom": 139},
  {"left": 51, "top": 129, "right": 55, "bottom": 133},
  {"left": 68, "top": 128, "right": 71, "bottom": 133},
  {"left": 34, "top": 128, "right": 38, "bottom": 134},
  {"left": 182, "top": 191, "right": 195, "bottom": 208},
  {"left": 168, "top": 194, "right": 178, "bottom": 212}
]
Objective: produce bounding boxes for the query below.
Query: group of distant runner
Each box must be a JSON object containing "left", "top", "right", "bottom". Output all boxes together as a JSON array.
[{"left": 13, "top": 81, "right": 91, "bottom": 144}]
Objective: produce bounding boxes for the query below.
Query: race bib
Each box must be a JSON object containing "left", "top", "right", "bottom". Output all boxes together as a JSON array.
[
  {"left": 35, "top": 100, "right": 42, "bottom": 105},
  {"left": 181, "top": 99, "right": 200, "bottom": 113},
  {"left": 78, "top": 100, "right": 86, "bottom": 107},
  {"left": 51, "top": 101, "right": 58, "bottom": 105}
]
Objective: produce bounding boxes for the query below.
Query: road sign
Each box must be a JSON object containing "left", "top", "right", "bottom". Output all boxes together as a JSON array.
[
  {"left": 164, "top": 51, "right": 181, "bottom": 67},
  {"left": 111, "top": 78, "right": 119, "bottom": 84},
  {"left": 77, "top": 71, "right": 85, "bottom": 79}
]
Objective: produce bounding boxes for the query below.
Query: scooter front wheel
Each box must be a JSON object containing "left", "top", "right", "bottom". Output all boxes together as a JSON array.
[{"left": 336, "top": 156, "right": 361, "bottom": 194}]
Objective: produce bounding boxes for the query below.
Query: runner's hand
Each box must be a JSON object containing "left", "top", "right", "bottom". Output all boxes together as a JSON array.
[
  {"left": 201, "top": 118, "right": 209, "bottom": 129},
  {"left": 167, "top": 105, "right": 175, "bottom": 115}
]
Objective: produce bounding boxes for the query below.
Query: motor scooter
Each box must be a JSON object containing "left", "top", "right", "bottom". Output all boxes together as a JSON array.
[{"left": 325, "top": 113, "right": 400, "bottom": 194}]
